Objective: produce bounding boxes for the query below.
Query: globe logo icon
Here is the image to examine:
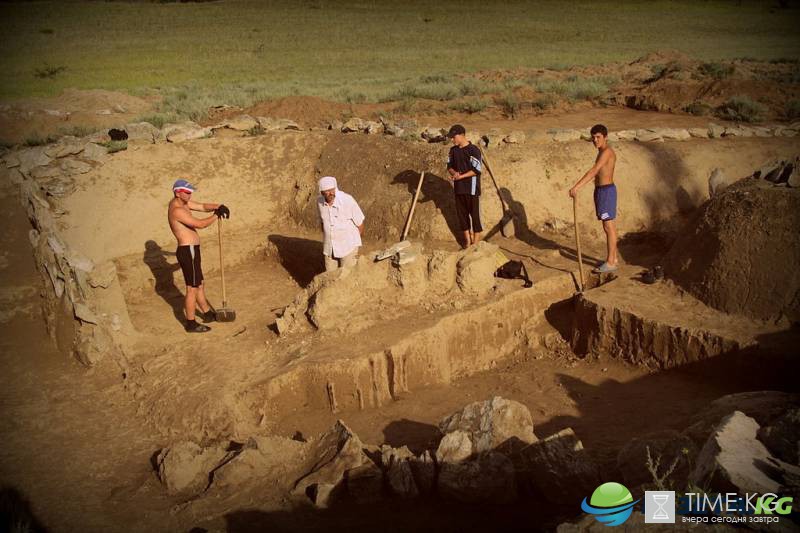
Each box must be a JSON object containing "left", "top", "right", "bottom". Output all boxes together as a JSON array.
[{"left": 581, "top": 482, "right": 639, "bottom": 526}]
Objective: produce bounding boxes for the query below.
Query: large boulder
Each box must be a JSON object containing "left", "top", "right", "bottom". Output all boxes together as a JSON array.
[
  {"left": 385, "top": 456, "right": 418, "bottom": 499},
  {"left": 421, "top": 127, "right": 447, "bottom": 143},
  {"left": 408, "top": 450, "right": 436, "bottom": 495},
  {"left": 209, "top": 436, "right": 307, "bottom": 491},
  {"left": 517, "top": 428, "right": 599, "bottom": 504},
  {"left": 293, "top": 420, "right": 369, "bottom": 501},
  {"left": 436, "top": 430, "right": 473, "bottom": 463},
  {"left": 663, "top": 178, "right": 800, "bottom": 321},
  {"left": 707, "top": 168, "right": 732, "bottom": 198},
  {"left": 342, "top": 118, "right": 367, "bottom": 133},
  {"left": 437, "top": 451, "right": 516, "bottom": 504},
  {"left": 17, "top": 146, "right": 52, "bottom": 174},
  {"left": 81, "top": 143, "right": 109, "bottom": 164},
  {"left": 758, "top": 408, "right": 800, "bottom": 465},
  {"left": 344, "top": 462, "right": 384, "bottom": 504},
  {"left": 438, "top": 396, "right": 536, "bottom": 455},
  {"left": 684, "top": 392, "right": 800, "bottom": 446},
  {"left": 163, "top": 121, "right": 211, "bottom": 143},
  {"left": 456, "top": 241, "right": 501, "bottom": 297},
  {"left": 156, "top": 441, "right": 229, "bottom": 496},
  {"left": 44, "top": 137, "right": 84, "bottom": 158},
  {"left": 215, "top": 114, "right": 259, "bottom": 132},
  {"left": 124, "top": 122, "right": 163, "bottom": 143},
  {"left": 690, "top": 411, "right": 799, "bottom": 494}
]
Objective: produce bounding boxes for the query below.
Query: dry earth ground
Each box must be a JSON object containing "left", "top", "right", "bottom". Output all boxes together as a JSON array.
[{"left": 1, "top": 106, "right": 799, "bottom": 531}]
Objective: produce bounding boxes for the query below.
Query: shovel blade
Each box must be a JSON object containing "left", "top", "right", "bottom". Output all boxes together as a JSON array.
[{"left": 215, "top": 308, "right": 236, "bottom": 322}]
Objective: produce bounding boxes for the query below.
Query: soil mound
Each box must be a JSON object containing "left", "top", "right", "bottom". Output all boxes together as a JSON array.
[
  {"left": 210, "top": 96, "right": 354, "bottom": 128},
  {"left": 664, "top": 178, "right": 800, "bottom": 322}
]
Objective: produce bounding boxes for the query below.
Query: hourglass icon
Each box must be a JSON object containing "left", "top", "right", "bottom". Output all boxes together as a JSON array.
[
  {"left": 652, "top": 494, "right": 670, "bottom": 519},
  {"left": 645, "top": 491, "right": 675, "bottom": 523}
]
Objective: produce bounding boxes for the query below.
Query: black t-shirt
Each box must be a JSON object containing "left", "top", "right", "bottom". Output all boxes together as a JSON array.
[{"left": 447, "top": 143, "right": 482, "bottom": 196}]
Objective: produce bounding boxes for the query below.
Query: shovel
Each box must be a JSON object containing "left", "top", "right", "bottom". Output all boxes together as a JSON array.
[
  {"left": 478, "top": 148, "right": 515, "bottom": 237},
  {"left": 215, "top": 218, "right": 236, "bottom": 322},
  {"left": 375, "top": 171, "right": 424, "bottom": 262},
  {"left": 572, "top": 195, "right": 586, "bottom": 293}
]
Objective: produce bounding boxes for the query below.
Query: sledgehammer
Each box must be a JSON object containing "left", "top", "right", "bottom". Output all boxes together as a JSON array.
[{"left": 215, "top": 218, "right": 236, "bottom": 322}]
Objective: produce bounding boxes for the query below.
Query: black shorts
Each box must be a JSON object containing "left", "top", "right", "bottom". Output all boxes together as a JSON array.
[
  {"left": 454, "top": 194, "right": 482, "bottom": 232},
  {"left": 176, "top": 245, "right": 203, "bottom": 288}
]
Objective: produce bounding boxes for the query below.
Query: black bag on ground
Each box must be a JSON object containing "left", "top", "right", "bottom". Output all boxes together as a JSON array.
[{"left": 495, "top": 259, "right": 533, "bottom": 288}]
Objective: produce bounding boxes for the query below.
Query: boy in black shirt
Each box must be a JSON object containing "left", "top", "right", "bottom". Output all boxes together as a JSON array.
[{"left": 446, "top": 124, "right": 483, "bottom": 248}]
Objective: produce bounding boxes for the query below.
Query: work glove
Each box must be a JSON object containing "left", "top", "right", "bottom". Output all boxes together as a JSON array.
[{"left": 215, "top": 204, "right": 230, "bottom": 219}]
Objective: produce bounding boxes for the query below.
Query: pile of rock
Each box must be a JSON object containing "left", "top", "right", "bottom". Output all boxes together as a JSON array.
[
  {"left": 2, "top": 137, "right": 131, "bottom": 367},
  {"left": 275, "top": 241, "right": 504, "bottom": 336},
  {"left": 155, "top": 396, "right": 597, "bottom": 509},
  {"left": 750, "top": 156, "right": 799, "bottom": 188},
  {"left": 615, "top": 391, "right": 800, "bottom": 496}
]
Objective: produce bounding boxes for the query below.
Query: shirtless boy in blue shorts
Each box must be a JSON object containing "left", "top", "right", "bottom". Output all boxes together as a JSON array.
[{"left": 568, "top": 124, "right": 618, "bottom": 273}]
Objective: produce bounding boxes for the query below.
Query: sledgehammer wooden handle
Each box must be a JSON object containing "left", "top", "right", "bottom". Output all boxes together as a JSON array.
[
  {"left": 218, "top": 218, "right": 227, "bottom": 306},
  {"left": 401, "top": 171, "right": 425, "bottom": 241}
]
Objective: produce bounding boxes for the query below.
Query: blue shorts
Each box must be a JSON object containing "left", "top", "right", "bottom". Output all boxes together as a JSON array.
[{"left": 594, "top": 183, "right": 617, "bottom": 221}]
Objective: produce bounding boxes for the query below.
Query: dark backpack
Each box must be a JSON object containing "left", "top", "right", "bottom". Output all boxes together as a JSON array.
[
  {"left": 108, "top": 128, "right": 128, "bottom": 141},
  {"left": 495, "top": 259, "right": 533, "bottom": 288}
]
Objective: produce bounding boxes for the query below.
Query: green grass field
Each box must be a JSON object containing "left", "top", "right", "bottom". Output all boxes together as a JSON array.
[{"left": 1, "top": 0, "right": 799, "bottom": 106}]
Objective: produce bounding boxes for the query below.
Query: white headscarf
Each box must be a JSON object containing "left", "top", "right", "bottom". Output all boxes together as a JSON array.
[{"left": 319, "top": 176, "right": 337, "bottom": 192}]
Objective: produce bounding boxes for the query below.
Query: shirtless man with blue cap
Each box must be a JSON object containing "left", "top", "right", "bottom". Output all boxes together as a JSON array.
[{"left": 167, "top": 178, "right": 230, "bottom": 333}]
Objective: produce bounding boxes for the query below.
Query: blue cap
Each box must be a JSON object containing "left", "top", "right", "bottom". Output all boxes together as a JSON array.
[{"left": 172, "top": 179, "right": 196, "bottom": 193}]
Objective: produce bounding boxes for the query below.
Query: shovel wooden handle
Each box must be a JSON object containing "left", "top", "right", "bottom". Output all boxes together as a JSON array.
[
  {"left": 573, "top": 195, "right": 585, "bottom": 292},
  {"left": 479, "top": 148, "right": 508, "bottom": 212},
  {"left": 217, "top": 218, "right": 227, "bottom": 306},
  {"left": 401, "top": 171, "right": 425, "bottom": 241}
]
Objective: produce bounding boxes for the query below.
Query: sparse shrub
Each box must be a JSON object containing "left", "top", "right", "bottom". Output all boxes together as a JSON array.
[
  {"left": 536, "top": 76, "right": 613, "bottom": 102},
  {"left": 645, "top": 445, "right": 686, "bottom": 491},
  {"left": 685, "top": 101, "right": 712, "bottom": 116},
  {"left": 57, "top": 124, "right": 98, "bottom": 138},
  {"left": 532, "top": 93, "right": 558, "bottom": 110},
  {"left": 334, "top": 89, "right": 367, "bottom": 104},
  {"left": 394, "top": 97, "right": 415, "bottom": 114},
  {"left": 33, "top": 64, "right": 67, "bottom": 79},
  {"left": 566, "top": 78, "right": 608, "bottom": 101},
  {"left": 420, "top": 74, "right": 450, "bottom": 84},
  {"left": 24, "top": 134, "right": 58, "bottom": 146},
  {"left": 450, "top": 98, "right": 489, "bottom": 114},
  {"left": 246, "top": 125, "right": 266, "bottom": 136},
  {"left": 698, "top": 62, "right": 734, "bottom": 80},
  {"left": 533, "top": 79, "right": 568, "bottom": 95},
  {"left": 497, "top": 91, "right": 520, "bottom": 119},
  {"left": 458, "top": 78, "right": 498, "bottom": 97},
  {"left": 502, "top": 78, "right": 526, "bottom": 90},
  {"left": 648, "top": 61, "right": 682, "bottom": 81},
  {"left": 137, "top": 113, "right": 177, "bottom": 129},
  {"left": 717, "top": 96, "right": 767, "bottom": 123},
  {"left": 102, "top": 140, "right": 128, "bottom": 153},
  {"left": 786, "top": 99, "right": 800, "bottom": 120}
]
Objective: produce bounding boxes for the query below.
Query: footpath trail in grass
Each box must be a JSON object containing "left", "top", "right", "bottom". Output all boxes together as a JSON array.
[{"left": 1, "top": 0, "right": 799, "bottom": 100}]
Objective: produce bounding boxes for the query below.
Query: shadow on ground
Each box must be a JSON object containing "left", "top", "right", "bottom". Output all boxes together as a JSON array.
[
  {"left": 143, "top": 240, "right": 184, "bottom": 325},
  {"left": 268, "top": 235, "right": 324, "bottom": 287},
  {"left": 536, "top": 327, "right": 800, "bottom": 468}
]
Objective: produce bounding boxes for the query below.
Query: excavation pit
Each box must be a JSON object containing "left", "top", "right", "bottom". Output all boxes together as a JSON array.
[{"left": 9, "top": 127, "right": 800, "bottom": 529}]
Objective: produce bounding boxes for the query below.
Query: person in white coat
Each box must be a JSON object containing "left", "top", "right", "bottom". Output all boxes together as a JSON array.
[{"left": 317, "top": 176, "right": 365, "bottom": 271}]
